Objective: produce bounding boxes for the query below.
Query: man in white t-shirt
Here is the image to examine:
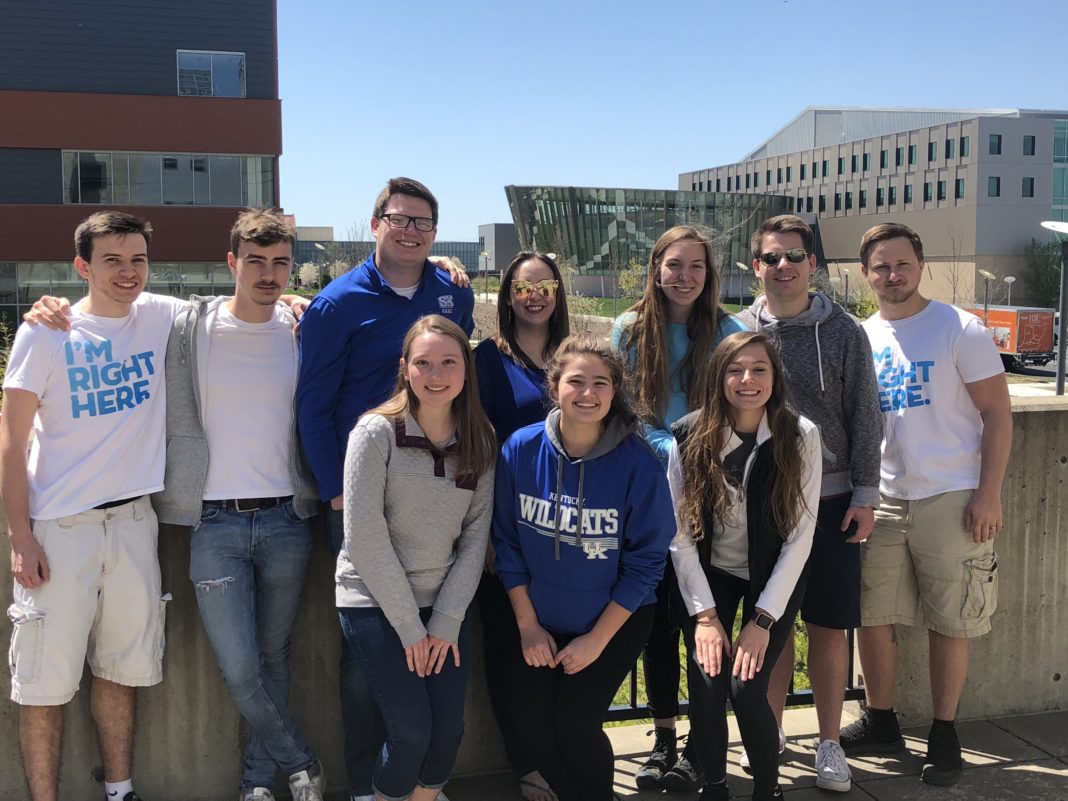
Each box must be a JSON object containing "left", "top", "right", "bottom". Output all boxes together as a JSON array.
[
  {"left": 150, "top": 209, "right": 324, "bottom": 801},
  {"left": 840, "top": 223, "right": 1012, "bottom": 787},
  {"left": 1, "top": 211, "right": 185, "bottom": 801}
]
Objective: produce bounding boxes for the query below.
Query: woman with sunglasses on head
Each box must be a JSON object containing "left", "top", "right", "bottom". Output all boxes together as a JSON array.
[
  {"left": 337, "top": 315, "right": 497, "bottom": 801},
  {"left": 492, "top": 332, "right": 675, "bottom": 801},
  {"left": 610, "top": 226, "right": 747, "bottom": 792},
  {"left": 473, "top": 251, "right": 569, "bottom": 801},
  {"left": 669, "top": 331, "right": 821, "bottom": 801}
]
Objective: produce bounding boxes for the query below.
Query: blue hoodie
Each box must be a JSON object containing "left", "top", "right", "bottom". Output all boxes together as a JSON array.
[
  {"left": 492, "top": 409, "right": 676, "bottom": 636},
  {"left": 296, "top": 254, "right": 474, "bottom": 501}
]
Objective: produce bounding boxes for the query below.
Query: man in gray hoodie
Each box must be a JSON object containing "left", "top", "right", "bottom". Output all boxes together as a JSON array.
[
  {"left": 152, "top": 209, "right": 324, "bottom": 801},
  {"left": 737, "top": 214, "right": 882, "bottom": 793}
]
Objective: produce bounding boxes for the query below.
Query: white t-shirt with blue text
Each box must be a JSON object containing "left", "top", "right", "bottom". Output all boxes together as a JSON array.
[
  {"left": 3, "top": 293, "right": 185, "bottom": 519},
  {"left": 861, "top": 300, "right": 1003, "bottom": 500}
]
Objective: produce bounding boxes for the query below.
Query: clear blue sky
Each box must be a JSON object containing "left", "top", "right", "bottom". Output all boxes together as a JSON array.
[{"left": 278, "top": 0, "right": 1068, "bottom": 242}]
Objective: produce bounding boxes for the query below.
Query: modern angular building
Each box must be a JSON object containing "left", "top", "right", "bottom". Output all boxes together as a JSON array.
[
  {"left": 0, "top": 0, "right": 282, "bottom": 327},
  {"left": 679, "top": 107, "right": 1068, "bottom": 305},
  {"left": 505, "top": 185, "right": 792, "bottom": 297}
]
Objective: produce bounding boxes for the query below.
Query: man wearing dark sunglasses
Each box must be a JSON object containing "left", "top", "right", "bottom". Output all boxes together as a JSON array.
[
  {"left": 296, "top": 176, "right": 473, "bottom": 801},
  {"left": 738, "top": 214, "right": 882, "bottom": 793}
]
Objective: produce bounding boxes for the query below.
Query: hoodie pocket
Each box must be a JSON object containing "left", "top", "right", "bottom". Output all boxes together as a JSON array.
[
  {"left": 961, "top": 552, "right": 998, "bottom": 620},
  {"left": 8, "top": 605, "right": 46, "bottom": 684}
]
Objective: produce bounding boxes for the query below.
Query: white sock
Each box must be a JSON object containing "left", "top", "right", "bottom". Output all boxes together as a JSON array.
[{"left": 105, "top": 778, "right": 133, "bottom": 799}]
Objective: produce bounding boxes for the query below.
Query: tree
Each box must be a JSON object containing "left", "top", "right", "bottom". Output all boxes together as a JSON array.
[
  {"left": 618, "top": 259, "right": 646, "bottom": 302},
  {"left": 945, "top": 224, "right": 967, "bottom": 304},
  {"left": 1024, "top": 238, "right": 1062, "bottom": 308}
]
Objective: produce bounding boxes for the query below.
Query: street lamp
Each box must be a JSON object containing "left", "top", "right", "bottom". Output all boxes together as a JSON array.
[
  {"left": 735, "top": 262, "right": 749, "bottom": 310},
  {"left": 313, "top": 242, "right": 327, "bottom": 290},
  {"left": 1003, "top": 275, "right": 1016, "bottom": 306},
  {"left": 1040, "top": 220, "right": 1068, "bottom": 395},
  {"left": 978, "top": 268, "right": 997, "bottom": 326},
  {"left": 479, "top": 250, "right": 491, "bottom": 299}
]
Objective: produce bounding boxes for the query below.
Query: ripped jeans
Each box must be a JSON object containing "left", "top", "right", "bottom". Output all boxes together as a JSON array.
[{"left": 190, "top": 500, "right": 316, "bottom": 789}]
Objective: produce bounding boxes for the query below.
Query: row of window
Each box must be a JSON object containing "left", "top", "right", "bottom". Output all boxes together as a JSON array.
[
  {"left": 987, "top": 176, "right": 1037, "bottom": 198},
  {"left": 62, "top": 151, "right": 274, "bottom": 207},
  {"left": 780, "top": 175, "right": 1039, "bottom": 214}
]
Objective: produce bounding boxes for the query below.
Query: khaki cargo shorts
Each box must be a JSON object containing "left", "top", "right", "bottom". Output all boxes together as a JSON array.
[
  {"left": 860, "top": 490, "right": 999, "bottom": 638},
  {"left": 8, "top": 496, "right": 168, "bottom": 705}
]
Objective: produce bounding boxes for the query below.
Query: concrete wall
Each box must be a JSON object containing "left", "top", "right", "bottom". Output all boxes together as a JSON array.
[{"left": 1, "top": 400, "right": 1066, "bottom": 797}]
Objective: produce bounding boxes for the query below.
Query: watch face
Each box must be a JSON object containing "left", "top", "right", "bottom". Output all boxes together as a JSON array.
[{"left": 754, "top": 612, "right": 774, "bottom": 631}]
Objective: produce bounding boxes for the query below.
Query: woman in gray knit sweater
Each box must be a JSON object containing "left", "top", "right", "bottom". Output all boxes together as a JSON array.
[{"left": 336, "top": 315, "right": 497, "bottom": 801}]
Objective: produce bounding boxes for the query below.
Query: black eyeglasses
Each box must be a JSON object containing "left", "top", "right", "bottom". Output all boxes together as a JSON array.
[
  {"left": 758, "top": 248, "right": 808, "bottom": 266},
  {"left": 379, "top": 214, "right": 436, "bottom": 233}
]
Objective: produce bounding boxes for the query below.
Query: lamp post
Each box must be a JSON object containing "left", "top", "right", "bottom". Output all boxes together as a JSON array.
[
  {"left": 829, "top": 275, "right": 841, "bottom": 304},
  {"left": 313, "top": 242, "right": 327, "bottom": 290},
  {"left": 735, "top": 262, "right": 749, "bottom": 310},
  {"left": 1040, "top": 220, "right": 1068, "bottom": 395},
  {"left": 1003, "top": 275, "right": 1016, "bottom": 306},
  {"left": 978, "top": 268, "right": 997, "bottom": 326},
  {"left": 479, "top": 250, "right": 491, "bottom": 300}
]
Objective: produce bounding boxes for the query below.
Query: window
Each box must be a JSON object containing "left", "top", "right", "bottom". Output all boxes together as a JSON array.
[
  {"left": 834, "top": 192, "right": 842, "bottom": 211},
  {"left": 859, "top": 190, "right": 867, "bottom": 209},
  {"left": 806, "top": 196, "right": 813, "bottom": 212},
  {"left": 838, "top": 157, "right": 845, "bottom": 175},
  {"left": 812, "top": 161, "right": 818, "bottom": 178},
  {"left": 745, "top": 173, "right": 750, "bottom": 189},
  {"left": 818, "top": 194, "right": 826, "bottom": 212},
  {"left": 889, "top": 185, "right": 898, "bottom": 205},
  {"left": 904, "top": 184, "right": 913, "bottom": 204},
  {"left": 988, "top": 176, "right": 1001, "bottom": 197},
  {"left": 796, "top": 197, "right": 803, "bottom": 212},
  {"left": 800, "top": 163, "right": 806, "bottom": 181},
  {"left": 177, "top": 50, "right": 246, "bottom": 97},
  {"left": 63, "top": 150, "right": 271, "bottom": 206},
  {"left": 923, "top": 182, "right": 932, "bottom": 202},
  {"left": 946, "top": 138, "right": 956, "bottom": 159},
  {"left": 777, "top": 167, "right": 783, "bottom": 184},
  {"left": 928, "top": 141, "right": 937, "bottom": 162},
  {"left": 895, "top": 146, "right": 904, "bottom": 167},
  {"left": 955, "top": 178, "right": 965, "bottom": 199},
  {"left": 697, "top": 181, "right": 703, "bottom": 191},
  {"left": 863, "top": 153, "right": 871, "bottom": 171},
  {"left": 845, "top": 191, "right": 853, "bottom": 210},
  {"left": 822, "top": 159, "right": 829, "bottom": 177},
  {"left": 727, "top": 176, "right": 733, "bottom": 191},
  {"left": 937, "top": 180, "right": 946, "bottom": 201},
  {"left": 1024, "top": 135, "right": 1036, "bottom": 156},
  {"left": 1022, "top": 176, "right": 1035, "bottom": 197},
  {"left": 754, "top": 172, "right": 759, "bottom": 188},
  {"left": 961, "top": 135, "right": 971, "bottom": 157},
  {"left": 880, "top": 149, "right": 889, "bottom": 169},
  {"left": 786, "top": 166, "right": 792, "bottom": 182},
  {"left": 765, "top": 169, "right": 771, "bottom": 185},
  {"left": 691, "top": 182, "right": 696, "bottom": 191},
  {"left": 908, "top": 144, "right": 917, "bottom": 165},
  {"left": 851, "top": 155, "right": 859, "bottom": 173},
  {"left": 989, "top": 134, "right": 1002, "bottom": 155},
  {"left": 876, "top": 187, "right": 885, "bottom": 207},
  {"left": 716, "top": 178, "right": 721, "bottom": 192}
]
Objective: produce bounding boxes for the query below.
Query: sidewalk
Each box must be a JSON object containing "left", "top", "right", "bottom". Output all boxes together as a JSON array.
[{"left": 443, "top": 706, "right": 1068, "bottom": 800}]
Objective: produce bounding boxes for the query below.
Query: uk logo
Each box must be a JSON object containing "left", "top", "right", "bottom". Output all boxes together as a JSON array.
[
  {"left": 582, "top": 541, "right": 612, "bottom": 560},
  {"left": 438, "top": 295, "right": 455, "bottom": 312}
]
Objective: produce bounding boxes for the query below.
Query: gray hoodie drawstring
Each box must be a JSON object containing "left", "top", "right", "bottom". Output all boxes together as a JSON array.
[
  {"left": 815, "top": 318, "right": 826, "bottom": 392},
  {"left": 552, "top": 456, "right": 564, "bottom": 560},
  {"left": 575, "top": 461, "right": 586, "bottom": 550}
]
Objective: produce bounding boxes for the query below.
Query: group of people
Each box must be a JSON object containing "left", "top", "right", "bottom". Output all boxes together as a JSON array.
[{"left": 1, "top": 174, "right": 1011, "bottom": 801}]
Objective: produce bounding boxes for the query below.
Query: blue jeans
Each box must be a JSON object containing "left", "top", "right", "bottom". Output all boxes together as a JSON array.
[
  {"left": 327, "top": 507, "right": 386, "bottom": 796},
  {"left": 339, "top": 607, "right": 469, "bottom": 801},
  {"left": 190, "top": 500, "right": 316, "bottom": 789}
]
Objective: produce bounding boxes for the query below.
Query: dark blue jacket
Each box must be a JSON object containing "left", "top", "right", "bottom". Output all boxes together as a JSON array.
[
  {"left": 492, "top": 410, "right": 675, "bottom": 636},
  {"left": 296, "top": 254, "right": 474, "bottom": 501},
  {"left": 473, "top": 338, "right": 549, "bottom": 444}
]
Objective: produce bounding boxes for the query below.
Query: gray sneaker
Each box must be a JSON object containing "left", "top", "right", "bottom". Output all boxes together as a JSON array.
[
  {"left": 288, "top": 760, "right": 325, "bottom": 801},
  {"left": 815, "top": 739, "right": 852, "bottom": 792},
  {"left": 239, "top": 790, "right": 275, "bottom": 801}
]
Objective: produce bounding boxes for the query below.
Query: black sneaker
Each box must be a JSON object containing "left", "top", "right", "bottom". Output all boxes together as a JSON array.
[
  {"left": 635, "top": 726, "right": 678, "bottom": 789},
  {"left": 839, "top": 708, "right": 905, "bottom": 756},
  {"left": 921, "top": 722, "right": 963, "bottom": 786},
  {"left": 699, "top": 780, "right": 730, "bottom": 801},
  {"left": 660, "top": 737, "right": 704, "bottom": 792},
  {"left": 751, "top": 786, "right": 783, "bottom": 801}
]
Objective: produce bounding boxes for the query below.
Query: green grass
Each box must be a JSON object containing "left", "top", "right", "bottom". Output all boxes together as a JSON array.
[{"left": 606, "top": 619, "right": 810, "bottom": 727}]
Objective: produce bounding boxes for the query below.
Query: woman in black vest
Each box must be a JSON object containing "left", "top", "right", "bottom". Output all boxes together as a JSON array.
[{"left": 667, "top": 331, "right": 823, "bottom": 801}]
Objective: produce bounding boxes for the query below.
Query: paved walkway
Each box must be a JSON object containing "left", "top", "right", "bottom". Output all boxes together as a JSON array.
[{"left": 442, "top": 707, "right": 1068, "bottom": 801}]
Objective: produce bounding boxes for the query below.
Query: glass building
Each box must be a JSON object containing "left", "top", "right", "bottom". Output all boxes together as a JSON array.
[{"left": 505, "top": 185, "right": 793, "bottom": 293}]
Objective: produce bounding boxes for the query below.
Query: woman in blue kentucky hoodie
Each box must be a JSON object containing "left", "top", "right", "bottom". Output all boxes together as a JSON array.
[{"left": 492, "top": 332, "right": 676, "bottom": 801}]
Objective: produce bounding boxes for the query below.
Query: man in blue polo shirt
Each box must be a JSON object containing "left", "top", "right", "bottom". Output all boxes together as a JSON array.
[{"left": 296, "top": 176, "right": 474, "bottom": 801}]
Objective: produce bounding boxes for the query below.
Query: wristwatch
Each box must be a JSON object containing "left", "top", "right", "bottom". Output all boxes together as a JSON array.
[{"left": 752, "top": 611, "right": 775, "bottom": 631}]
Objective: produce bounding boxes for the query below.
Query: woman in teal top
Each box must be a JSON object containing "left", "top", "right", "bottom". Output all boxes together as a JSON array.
[{"left": 610, "top": 225, "right": 747, "bottom": 792}]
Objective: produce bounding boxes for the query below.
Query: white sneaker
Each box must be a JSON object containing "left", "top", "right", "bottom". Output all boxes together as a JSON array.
[
  {"left": 352, "top": 796, "right": 375, "bottom": 801},
  {"left": 239, "top": 790, "right": 275, "bottom": 801},
  {"left": 288, "top": 760, "right": 325, "bottom": 801},
  {"left": 815, "top": 739, "right": 852, "bottom": 792},
  {"left": 739, "top": 726, "right": 786, "bottom": 774}
]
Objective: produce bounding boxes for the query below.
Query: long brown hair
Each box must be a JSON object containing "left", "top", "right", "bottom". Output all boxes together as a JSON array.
[
  {"left": 620, "top": 225, "right": 727, "bottom": 426},
  {"left": 495, "top": 251, "right": 570, "bottom": 369},
  {"left": 366, "top": 315, "right": 496, "bottom": 481},
  {"left": 679, "top": 331, "right": 806, "bottom": 542},
  {"left": 546, "top": 332, "right": 637, "bottom": 428}
]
